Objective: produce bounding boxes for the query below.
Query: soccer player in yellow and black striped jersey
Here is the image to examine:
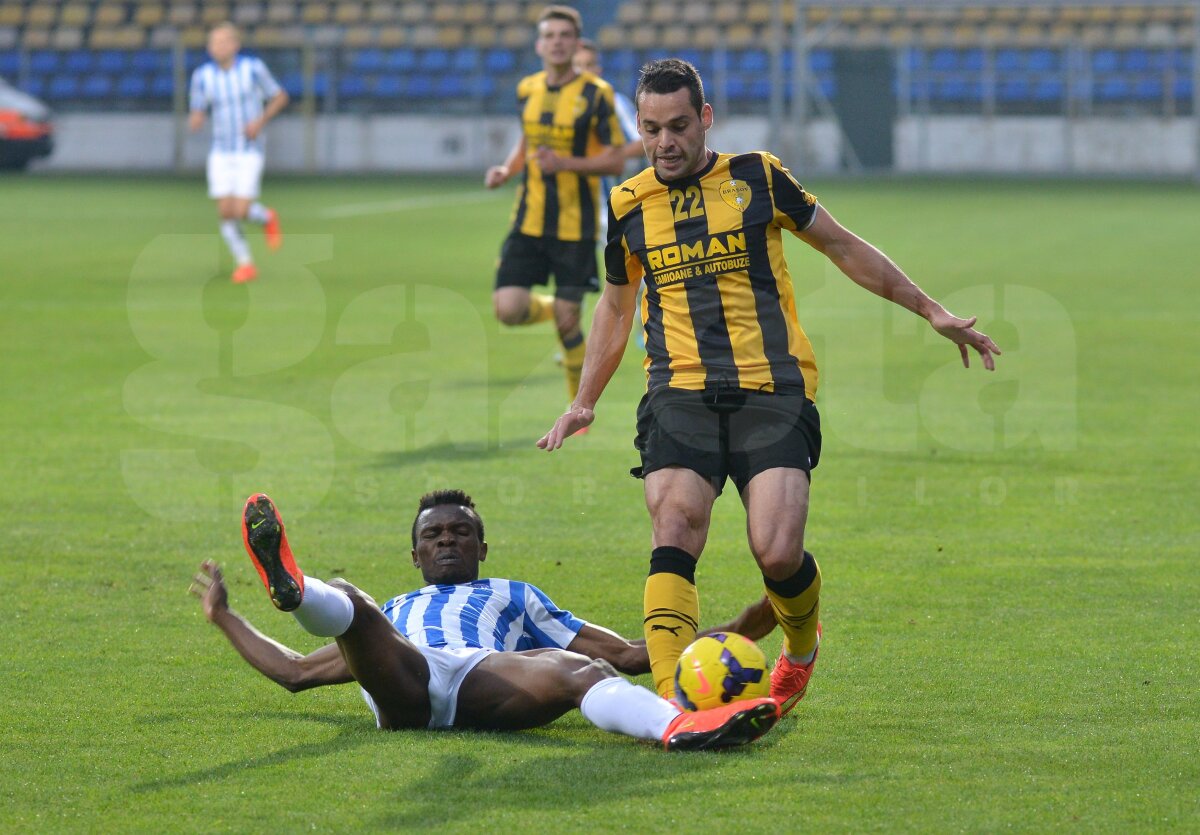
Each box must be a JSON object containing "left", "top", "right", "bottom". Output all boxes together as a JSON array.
[
  {"left": 484, "top": 6, "right": 628, "bottom": 406},
  {"left": 540, "top": 59, "right": 1002, "bottom": 714}
]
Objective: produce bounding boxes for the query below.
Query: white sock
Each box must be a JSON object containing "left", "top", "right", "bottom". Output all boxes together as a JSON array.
[
  {"left": 246, "top": 202, "right": 271, "bottom": 224},
  {"left": 579, "top": 677, "right": 681, "bottom": 741},
  {"left": 785, "top": 632, "right": 819, "bottom": 666},
  {"left": 219, "top": 220, "right": 252, "bottom": 265},
  {"left": 291, "top": 577, "right": 355, "bottom": 637}
]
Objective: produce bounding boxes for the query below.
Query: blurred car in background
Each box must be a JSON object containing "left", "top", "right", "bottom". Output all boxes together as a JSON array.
[{"left": 0, "top": 77, "right": 53, "bottom": 170}]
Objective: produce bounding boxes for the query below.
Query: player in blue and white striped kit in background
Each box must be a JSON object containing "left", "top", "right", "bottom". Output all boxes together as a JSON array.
[
  {"left": 188, "top": 22, "right": 288, "bottom": 284},
  {"left": 192, "top": 490, "right": 781, "bottom": 750}
]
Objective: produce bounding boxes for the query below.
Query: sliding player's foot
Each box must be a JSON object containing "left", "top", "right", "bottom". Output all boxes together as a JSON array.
[
  {"left": 231, "top": 263, "right": 258, "bottom": 284},
  {"left": 241, "top": 493, "right": 304, "bottom": 611}
]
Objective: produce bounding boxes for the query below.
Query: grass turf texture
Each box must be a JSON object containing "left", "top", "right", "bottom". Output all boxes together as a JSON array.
[{"left": 1, "top": 174, "right": 1196, "bottom": 831}]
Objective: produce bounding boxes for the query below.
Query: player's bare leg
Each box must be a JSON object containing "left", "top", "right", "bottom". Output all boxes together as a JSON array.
[
  {"left": 216, "top": 196, "right": 256, "bottom": 283},
  {"left": 493, "top": 286, "right": 554, "bottom": 326},
  {"left": 742, "top": 467, "right": 822, "bottom": 714}
]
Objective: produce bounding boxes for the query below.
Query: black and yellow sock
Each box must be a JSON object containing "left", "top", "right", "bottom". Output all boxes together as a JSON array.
[
  {"left": 644, "top": 546, "right": 699, "bottom": 699},
  {"left": 763, "top": 550, "right": 821, "bottom": 660},
  {"left": 521, "top": 292, "right": 555, "bottom": 325},
  {"left": 560, "top": 330, "right": 586, "bottom": 401}
]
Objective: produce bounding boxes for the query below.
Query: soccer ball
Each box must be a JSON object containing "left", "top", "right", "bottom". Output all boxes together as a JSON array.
[{"left": 673, "top": 632, "right": 770, "bottom": 712}]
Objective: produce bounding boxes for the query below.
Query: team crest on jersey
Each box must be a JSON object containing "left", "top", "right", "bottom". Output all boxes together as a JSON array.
[{"left": 719, "top": 179, "right": 752, "bottom": 212}]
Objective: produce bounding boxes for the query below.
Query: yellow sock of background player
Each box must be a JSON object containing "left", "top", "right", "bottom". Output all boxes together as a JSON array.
[
  {"left": 521, "top": 292, "right": 555, "bottom": 325},
  {"left": 643, "top": 546, "right": 700, "bottom": 699},
  {"left": 560, "top": 331, "right": 587, "bottom": 400},
  {"left": 763, "top": 550, "right": 821, "bottom": 661}
]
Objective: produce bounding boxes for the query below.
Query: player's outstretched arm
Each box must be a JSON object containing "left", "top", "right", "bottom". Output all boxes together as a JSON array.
[
  {"left": 537, "top": 278, "right": 640, "bottom": 449},
  {"left": 567, "top": 624, "right": 649, "bottom": 675},
  {"left": 190, "top": 560, "right": 353, "bottom": 692},
  {"left": 799, "top": 206, "right": 1002, "bottom": 370}
]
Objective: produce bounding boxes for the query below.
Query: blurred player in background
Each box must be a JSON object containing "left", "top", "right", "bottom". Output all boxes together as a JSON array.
[
  {"left": 188, "top": 22, "right": 288, "bottom": 284},
  {"left": 191, "top": 491, "right": 781, "bottom": 750},
  {"left": 573, "top": 38, "right": 648, "bottom": 348},
  {"left": 484, "top": 6, "right": 628, "bottom": 410},
  {"left": 540, "top": 59, "right": 1001, "bottom": 714}
]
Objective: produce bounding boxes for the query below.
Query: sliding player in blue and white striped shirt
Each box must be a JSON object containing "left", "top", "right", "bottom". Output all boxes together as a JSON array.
[
  {"left": 193, "top": 490, "right": 781, "bottom": 751},
  {"left": 188, "top": 22, "right": 288, "bottom": 284}
]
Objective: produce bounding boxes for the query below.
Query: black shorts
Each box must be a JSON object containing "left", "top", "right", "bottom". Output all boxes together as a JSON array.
[
  {"left": 631, "top": 386, "right": 822, "bottom": 495},
  {"left": 494, "top": 231, "right": 600, "bottom": 303}
]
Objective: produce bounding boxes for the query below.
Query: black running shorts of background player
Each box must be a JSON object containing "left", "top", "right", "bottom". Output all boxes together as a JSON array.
[
  {"left": 631, "top": 385, "right": 822, "bottom": 495},
  {"left": 494, "top": 230, "right": 600, "bottom": 303}
]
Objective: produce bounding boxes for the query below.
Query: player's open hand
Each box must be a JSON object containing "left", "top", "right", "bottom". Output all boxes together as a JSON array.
[
  {"left": 189, "top": 559, "right": 229, "bottom": 622},
  {"left": 187, "top": 111, "right": 205, "bottom": 132},
  {"left": 537, "top": 405, "right": 595, "bottom": 451},
  {"left": 928, "top": 309, "right": 1002, "bottom": 371},
  {"left": 244, "top": 118, "right": 265, "bottom": 140}
]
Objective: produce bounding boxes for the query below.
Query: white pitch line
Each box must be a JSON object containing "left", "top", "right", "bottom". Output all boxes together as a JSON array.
[{"left": 320, "top": 192, "right": 501, "bottom": 219}]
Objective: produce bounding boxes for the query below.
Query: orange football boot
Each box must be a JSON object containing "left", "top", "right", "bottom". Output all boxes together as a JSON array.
[
  {"left": 770, "top": 623, "right": 821, "bottom": 716},
  {"left": 263, "top": 209, "right": 282, "bottom": 250},
  {"left": 231, "top": 263, "right": 258, "bottom": 284},
  {"left": 241, "top": 493, "right": 304, "bottom": 611},
  {"left": 661, "top": 697, "right": 779, "bottom": 751}
]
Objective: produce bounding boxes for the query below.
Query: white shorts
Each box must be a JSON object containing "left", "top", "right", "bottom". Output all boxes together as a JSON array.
[
  {"left": 359, "top": 646, "right": 492, "bottom": 730},
  {"left": 207, "top": 150, "right": 264, "bottom": 199}
]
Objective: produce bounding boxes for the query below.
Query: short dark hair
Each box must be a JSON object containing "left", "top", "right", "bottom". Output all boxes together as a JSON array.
[
  {"left": 410, "top": 489, "right": 485, "bottom": 547},
  {"left": 636, "top": 58, "right": 705, "bottom": 115},
  {"left": 538, "top": 5, "right": 583, "bottom": 36}
]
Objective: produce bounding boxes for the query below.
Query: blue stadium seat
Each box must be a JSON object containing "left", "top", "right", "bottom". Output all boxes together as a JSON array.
[
  {"left": 186, "top": 49, "right": 207, "bottom": 70},
  {"left": 725, "top": 76, "right": 748, "bottom": 100},
  {"left": 422, "top": 49, "right": 450, "bottom": 73},
  {"left": 484, "top": 48, "right": 515, "bottom": 73},
  {"left": 338, "top": 74, "right": 369, "bottom": 98},
  {"left": 1174, "top": 76, "right": 1193, "bottom": 99},
  {"left": 1027, "top": 49, "right": 1058, "bottom": 72},
  {"left": 1091, "top": 50, "right": 1119, "bottom": 73},
  {"left": 607, "top": 49, "right": 637, "bottom": 74},
  {"left": 47, "top": 74, "right": 80, "bottom": 100},
  {"left": 476, "top": 75, "right": 497, "bottom": 98},
  {"left": 961, "top": 49, "right": 984, "bottom": 71},
  {"left": 930, "top": 49, "right": 958, "bottom": 72},
  {"left": 1133, "top": 77, "right": 1163, "bottom": 100},
  {"left": 1123, "top": 49, "right": 1151, "bottom": 72},
  {"left": 1033, "top": 78, "right": 1064, "bottom": 102},
  {"left": 407, "top": 74, "right": 436, "bottom": 98},
  {"left": 998, "top": 78, "right": 1031, "bottom": 102},
  {"left": 21, "top": 76, "right": 46, "bottom": 97},
  {"left": 902, "top": 48, "right": 924, "bottom": 71},
  {"left": 117, "top": 74, "right": 148, "bottom": 98},
  {"left": 151, "top": 74, "right": 174, "bottom": 97},
  {"left": 936, "top": 76, "right": 982, "bottom": 102},
  {"left": 131, "top": 50, "right": 168, "bottom": 72},
  {"left": 65, "top": 51, "right": 93, "bottom": 73},
  {"left": 350, "top": 49, "right": 385, "bottom": 72},
  {"left": 810, "top": 49, "right": 833, "bottom": 73},
  {"left": 96, "top": 51, "right": 126, "bottom": 73},
  {"left": 816, "top": 74, "right": 836, "bottom": 99},
  {"left": 0, "top": 51, "right": 18, "bottom": 76},
  {"left": 1171, "top": 49, "right": 1192, "bottom": 72},
  {"left": 748, "top": 77, "right": 772, "bottom": 101},
  {"left": 995, "top": 49, "right": 1021, "bottom": 72},
  {"left": 1096, "top": 77, "right": 1130, "bottom": 100},
  {"left": 281, "top": 72, "right": 329, "bottom": 97},
  {"left": 451, "top": 47, "right": 478, "bottom": 73},
  {"left": 81, "top": 75, "right": 113, "bottom": 98},
  {"left": 738, "top": 49, "right": 768, "bottom": 74},
  {"left": 30, "top": 50, "right": 60, "bottom": 74},
  {"left": 436, "top": 75, "right": 470, "bottom": 97},
  {"left": 375, "top": 75, "right": 403, "bottom": 97},
  {"left": 385, "top": 48, "right": 417, "bottom": 72}
]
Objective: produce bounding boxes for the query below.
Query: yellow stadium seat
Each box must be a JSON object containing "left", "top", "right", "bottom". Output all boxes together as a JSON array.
[
  {"left": 0, "top": 5, "right": 24, "bottom": 27},
  {"left": 725, "top": 23, "right": 755, "bottom": 48},
  {"left": 378, "top": 25, "right": 406, "bottom": 46},
  {"left": 431, "top": 4, "right": 457, "bottom": 24},
  {"left": 134, "top": 5, "right": 166, "bottom": 27},
  {"left": 398, "top": 1, "right": 426, "bottom": 24},
  {"left": 365, "top": 2, "right": 394, "bottom": 23},
  {"left": 691, "top": 26, "right": 716, "bottom": 48},
  {"left": 961, "top": 6, "right": 988, "bottom": 24},
  {"left": 90, "top": 27, "right": 146, "bottom": 48},
  {"left": 660, "top": 24, "right": 690, "bottom": 49},
  {"left": 25, "top": 6, "right": 56, "bottom": 27},
  {"left": 888, "top": 23, "right": 915, "bottom": 46},
  {"left": 96, "top": 4, "right": 128, "bottom": 26},
  {"left": 59, "top": 4, "right": 91, "bottom": 27},
  {"left": 617, "top": 2, "right": 645, "bottom": 26},
  {"left": 501, "top": 23, "right": 529, "bottom": 48},
  {"left": 436, "top": 25, "right": 464, "bottom": 47},
  {"left": 523, "top": 4, "right": 544, "bottom": 25},
  {"left": 301, "top": 4, "right": 329, "bottom": 24},
  {"left": 1087, "top": 6, "right": 1117, "bottom": 23},
  {"left": 460, "top": 3, "right": 487, "bottom": 26},
  {"left": 951, "top": 23, "right": 978, "bottom": 44},
  {"left": 630, "top": 25, "right": 657, "bottom": 49},
  {"left": 468, "top": 24, "right": 497, "bottom": 47},
  {"left": 343, "top": 25, "right": 375, "bottom": 46},
  {"left": 982, "top": 23, "right": 1013, "bottom": 43},
  {"left": 492, "top": 2, "right": 520, "bottom": 26},
  {"left": 202, "top": 6, "right": 231, "bottom": 26},
  {"left": 410, "top": 22, "right": 437, "bottom": 47},
  {"left": 649, "top": 3, "right": 676, "bottom": 26},
  {"left": 52, "top": 27, "right": 85, "bottom": 49},
  {"left": 806, "top": 6, "right": 831, "bottom": 24},
  {"left": 746, "top": 2, "right": 772, "bottom": 25},
  {"left": 597, "top": 24, "right": 623, "bottom": 50},
  {"left": 713, "top": 5, "right": 740, "bottom": 25},
  {"left": 233, "top": 5, "right": 264, "bottom": 25},
  {"left": 335, "top": 2, "right": 364, "bottom": 24},
  {"left": 180, "top": 24, "right": 207, "bottom": 46},
  {"left": 266, "top": 3, "right": 296, "bottom": 23},
  {"left": 22, "top": 28, "right": 52, "bottom": 48},
  {"left": 168, "top": 5, "right": 198, "bottom": 26},
  {"left": 682, "top": 4, "right": 710, "bottom": 25},
  {"left": 870, "top": 6, "right": 899, "bottom": 24}
]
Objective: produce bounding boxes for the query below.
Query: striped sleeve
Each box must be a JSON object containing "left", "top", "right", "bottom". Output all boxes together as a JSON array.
[
  {"left": 518, "top": 582, "right": 585, "bottom": 648},
  {"left": 252, "top": 57, "right": 282, "bottom": 98},
  {"left": 188, "top": 66, "right": 207, "bottom": 112},
  {"left": 764, "top": 152, "right": 819, "bottom": 233},
  {"left": 603, "top": 204, "right": 643, "bottom": 286}
]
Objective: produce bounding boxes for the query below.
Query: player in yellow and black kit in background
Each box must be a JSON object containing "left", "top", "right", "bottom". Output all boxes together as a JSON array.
[
  {"left": 484, "top": 6, "right": 629, "bottom": 410},
  {"left": 540, "top": 59, "right": 1002, "bottom": 715}
]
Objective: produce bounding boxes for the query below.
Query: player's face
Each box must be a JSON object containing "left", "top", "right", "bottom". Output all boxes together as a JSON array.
[
  {"left": 207, "top": 28, "right": 239, "bottom": 65},
  {"left": 573, "top": 48, "right": 600, "bottom": 76},
  {"left": 535, "top": 18, "right": 580, "bottom": 70},
  {"left": 411, "top": 505, "right": 487, "bottom": 585},
  {"left": 637, "top": 88, "right": 713, "bottom": 181}
]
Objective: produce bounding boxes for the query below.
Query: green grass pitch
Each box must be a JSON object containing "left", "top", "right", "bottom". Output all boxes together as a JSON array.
[{"left": 1, "top": 173, "right": 1196, "bottom": 831}]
